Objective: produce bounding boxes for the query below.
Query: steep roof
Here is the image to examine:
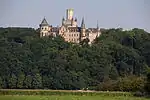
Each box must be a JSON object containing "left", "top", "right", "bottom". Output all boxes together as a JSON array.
[
  {"left": 40, "top": 18, "right": 49, "bottom": 26},
  {"left": 81, "top": 17, "right": 85, "bottom": 28}
]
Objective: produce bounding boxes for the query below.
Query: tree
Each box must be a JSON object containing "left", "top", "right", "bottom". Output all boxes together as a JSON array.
[
  {"left": 32, "top": 73, "right": 42, "bottom": 89},
  {"left": 0, "top": 77, "right": 3, "bottom": 89},
  {"left": 0, "top": 27, "right": 150, "bottom": 91},
  {"left": 23, "top": 74, "right": 32, "bottom": 89},
  {"left": 9, "top": 74, "right": 17, "bottom": 89},
  {"left": 17, "top": 72, "right": 25, "bottom": 89},
  {"left": 145, "top": 69, "right": 150, "bottom": 93}
]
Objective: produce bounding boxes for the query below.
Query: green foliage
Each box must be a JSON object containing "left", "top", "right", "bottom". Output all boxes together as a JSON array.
[
  {"left": 0, "top": 89, "right": 132, "bottom": 96},
  {"left": 0, "top": 95, "right": 149, "bottom": 100},
  {"left": 0, "top": 77, "right": 3, "bottom": 89},
  {"left": 17, "top": 73, "right": 25, "bottom": 89},
  {"left": 95, "top": 76, "right": 145, "bottom": 92},
  {"left": 117, "top": 76, "right": 145, "bottom": 92},
  {"left": 0, "top": 27, "right": 150, "bottom": 91},
  {"left": 144, "top": 69, "right": 150, "bottom": 93}
]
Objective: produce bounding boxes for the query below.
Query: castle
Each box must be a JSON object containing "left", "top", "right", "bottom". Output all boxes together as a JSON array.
[{"left": 39, "top": 9, "right": 101, "bottom": 44}]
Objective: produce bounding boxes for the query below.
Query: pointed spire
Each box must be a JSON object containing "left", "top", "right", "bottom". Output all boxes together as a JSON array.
[
  {"left": 81, "top": 17, "right": 85, "bottom": 28},
  {"left": 97, "top": 20, "right": 99, "bottom": 30},
  {"left": 40, "top": 17, "right": 49, "bottom": 26},
  {"left": 62, "top": 16, "right": 65, "bottom": 25},
  {"left": 62, "top": 16, "right": 65, "bottom": 21},
  {"left": 75, "top": 17, "right": 77, "bottom": 22}
]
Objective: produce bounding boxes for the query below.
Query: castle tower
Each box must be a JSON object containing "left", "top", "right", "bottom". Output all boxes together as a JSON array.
[
  {"left": 39, "top": 17, "right": 50, "bottom": 37},
  {"left": 80, "top": 17, "right": 87, "bottom": 42},
  {"left": 62, "top": 17, "right": 65, "bottom": 26},
  {"left": 97, "top": 20, "right": 99, "bottom": 30},
  {"left": 73, "top": 17, "right": 78, "bottom": 27},
  {"left": 81, "top": 17, "right": 85, "bottom": 28},
  {"left": 96, "top": 20, "right": 101, "bottom": 37},
  {"left": 66, "top": 8, "right": 74, "bottom": 20},
  {"left": 81, "top": 17, "right": 86, "bottom": 37}
]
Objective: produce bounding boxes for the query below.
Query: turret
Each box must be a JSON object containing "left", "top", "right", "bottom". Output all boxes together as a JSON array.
[
  {"left": 96, "top": 20, "right": 100, "bottom": 37},
  {"left": 81, "top": 17, "right": 85, "bottom": 29},
  {"left": 97, "top": 20, "right": 99, "bottom": 30},
  {"left": 66, "top": 8, "right": 74, "bottom": 20},
  {"left": 81, "top": 17, "right": 86, "bottom": 37},
  {"left": 71, "top": 18, "right": 74, "bottom": 26},
  {"left": 62, "top": 17, "right": 65, "bottom": 26},
  {"left": 75, "top": 17, "right": 77, "bottom": 22},
  {"left": 73, "top": 17, "right": 77, "bottom": 27},
  {"left": 39, "top": 17, "right": 50, "bottom": 37},
  {"left": 39, "top": 17, "right": 49, "bottom": 27}
]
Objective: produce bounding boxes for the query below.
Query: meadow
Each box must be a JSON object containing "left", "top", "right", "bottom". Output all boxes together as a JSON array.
[
  {"left": 0, "top": 89, "right": 149, "bottom": 100},
  {"left": 0, "top": 95, "right": 149, "bottom": 100}
]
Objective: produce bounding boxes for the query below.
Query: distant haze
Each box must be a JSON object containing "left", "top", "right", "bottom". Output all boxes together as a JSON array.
[{"left": 0, "top": 0, "right": 150, "bottom": 32}]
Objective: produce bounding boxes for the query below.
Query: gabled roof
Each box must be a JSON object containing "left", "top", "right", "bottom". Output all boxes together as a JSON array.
[{"left": 40, "top": 18, "right": 49, "bottom": 26}]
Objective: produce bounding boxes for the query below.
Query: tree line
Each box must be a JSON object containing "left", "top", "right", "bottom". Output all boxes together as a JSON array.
[{"left": 0, "top": 27, "right": 150, "bottom": 92}]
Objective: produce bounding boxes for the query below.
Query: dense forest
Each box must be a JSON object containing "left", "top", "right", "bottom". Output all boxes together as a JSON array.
[{"left": 0, "top": 27, "right": 150, "bottom": 92}]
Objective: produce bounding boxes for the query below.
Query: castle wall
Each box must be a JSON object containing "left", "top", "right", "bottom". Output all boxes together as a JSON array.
[
  {"left": 63, "top": 32, "right": 80, "bottom": 43},
  {"left": 40, "top": 26, "right": 50, "bottom": 37}
]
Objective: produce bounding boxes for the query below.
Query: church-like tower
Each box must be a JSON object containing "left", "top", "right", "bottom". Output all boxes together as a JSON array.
[
  {"left": 80, "top": 17, "right": 86, "bottom": 40},
  {"left": 39, "top": 18, "right": 50, "bottom": 37},
  {"left": 62, "top": 8, "right": 78, "bottom": 27}
]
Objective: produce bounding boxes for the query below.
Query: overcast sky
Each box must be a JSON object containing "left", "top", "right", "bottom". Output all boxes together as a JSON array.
[{"left": 0, "top": 0, "right": 150, "bottom": 32}]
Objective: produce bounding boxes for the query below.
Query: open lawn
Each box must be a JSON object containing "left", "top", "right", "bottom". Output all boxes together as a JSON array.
[
  {"left": 0, "top": 90, "right": 149, "bottom": 100},
  {"left": 0, "top": 95, "right": 149, "bottom": 100}
]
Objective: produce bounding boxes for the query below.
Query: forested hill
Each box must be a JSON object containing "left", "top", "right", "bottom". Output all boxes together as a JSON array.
[{"left": 0, "top": 27, "right": 150, "bottom": 90}]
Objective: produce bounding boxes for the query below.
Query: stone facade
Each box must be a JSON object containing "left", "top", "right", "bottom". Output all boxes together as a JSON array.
[{"left": 39, "top": 9, "right": 101, "bottom": 44}]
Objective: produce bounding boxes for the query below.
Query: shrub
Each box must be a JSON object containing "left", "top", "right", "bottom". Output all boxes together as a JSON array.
[
  {"left": 95, "top": 76, "right": 145, "bottom": 92},
  {"left": 144, "top": 71, "right": 150, "bottom": 94},
  {"left": 95, "top": 80, "right": 118, "bottom": 91},
  {"left": 0, "top": 89, "right": 132, "bottom": 96},
  {"left": 117, "top": 76, "right": 145, "bottom": 92}
]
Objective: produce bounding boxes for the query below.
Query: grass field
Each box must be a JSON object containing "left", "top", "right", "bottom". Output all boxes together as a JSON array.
[
  {"left": 0, "top": 89, "right": 149, "bottom": 100},
  {"left": 0, "top": 95, "right": 149, "bottom": 100}
]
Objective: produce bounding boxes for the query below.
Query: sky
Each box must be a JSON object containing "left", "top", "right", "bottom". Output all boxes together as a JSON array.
[{"left": 0, "top": 0, "right": 150, "bottom": 32}]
